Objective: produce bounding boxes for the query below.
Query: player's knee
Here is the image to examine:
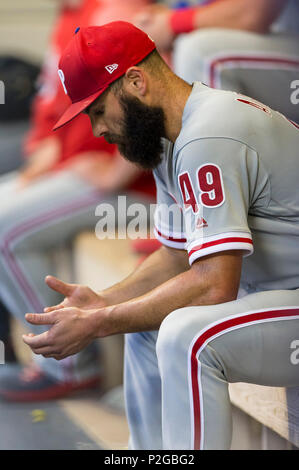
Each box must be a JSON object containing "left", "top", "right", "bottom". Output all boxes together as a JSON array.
[
  {"left": 173, "top": 29, "right": 227, "bottom": 83},
  {"left": 0, "top": 211, "right": 32, "bottom": 256},
  {"left": 156, "top": 306, "right": 213, "bottom": 362},
  {"left": 157, "top": 308, "right": 186, "bottom": 361},
  {"left": 158, "top": 307, "right": 229, "bottom": 380}
]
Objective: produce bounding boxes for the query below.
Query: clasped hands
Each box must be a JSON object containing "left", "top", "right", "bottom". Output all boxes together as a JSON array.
[{"left": 23, "top": 276, "right": 108, "bottom": 361}]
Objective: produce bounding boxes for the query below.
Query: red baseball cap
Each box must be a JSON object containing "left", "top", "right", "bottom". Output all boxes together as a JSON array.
[{"left": 53, "top": 21, "right": 156, "bottom": 130}]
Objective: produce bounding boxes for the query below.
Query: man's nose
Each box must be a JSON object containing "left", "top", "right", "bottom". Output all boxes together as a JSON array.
[
  {"left": 92, "top": 122, "right": 108, "bottom": 138},
  {"left": 90, "top": 116, "right": 108, "bottom": 138}
]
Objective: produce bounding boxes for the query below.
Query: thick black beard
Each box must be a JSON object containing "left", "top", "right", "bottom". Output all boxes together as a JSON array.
[{"left": 115, "top": 94, "right": 166, "bottom": 170}]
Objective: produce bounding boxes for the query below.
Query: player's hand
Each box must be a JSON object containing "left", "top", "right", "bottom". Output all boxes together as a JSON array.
[
  {"left": 23, "top": 306, "right": 105, "bottom": 360},
  {"left": 17, "top": 136, "right": 61, "bottom": 189},
  {"left": 70, "top": 152, "right": 113, "bottom": 190},
  {"left": 134, "top": 5, "right": 174, "bottom": 53},
  {"left": 43, "top": 275, "right": 106, "bottom": 313}
]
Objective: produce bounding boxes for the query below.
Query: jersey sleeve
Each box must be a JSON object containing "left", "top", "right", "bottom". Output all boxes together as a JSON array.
[
  {"left": 175, "top": 138, "right": 256, "bottom": 265},
  {"left": 153, "top": 165, "right": 186, "bottom": 250}
]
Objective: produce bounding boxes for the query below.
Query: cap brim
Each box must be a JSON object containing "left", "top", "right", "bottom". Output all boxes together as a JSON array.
[{"left": 52, "top": 86, "right": 108, "bottom": 131}]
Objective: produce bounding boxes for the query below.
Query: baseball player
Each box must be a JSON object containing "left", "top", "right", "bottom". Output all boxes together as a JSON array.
[
  {"left": 135, "top": 0, "right": 299, "bottom": 122},
  {"left": 23, "top": 22, "right": 299, "bottom": 449}
]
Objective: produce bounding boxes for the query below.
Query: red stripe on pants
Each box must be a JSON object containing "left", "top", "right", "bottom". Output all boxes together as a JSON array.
[{"left": 190, "top": 307, "right": 299, "bottom": 449}]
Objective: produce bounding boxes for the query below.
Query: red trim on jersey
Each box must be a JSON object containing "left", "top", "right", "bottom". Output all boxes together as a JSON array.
[
  {"left": 190, "top": 307, "right": 299, "bottom": 449},
  {"left": 287, "top": 118, "right": 299, "bottom": 130},
  {"left": 209, "top": 56, "right": 299, "bottom": 88},
  {"left": 188, "top": 236, "right": 253, "bottom": 257},
  {"left": 236, "top": 98, "right": 271, "bottom": 114},
  {"left": 155, "top": 228, "right": 187, "bottom": 243}
]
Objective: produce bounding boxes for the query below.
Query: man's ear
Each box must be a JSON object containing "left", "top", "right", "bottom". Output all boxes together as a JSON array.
[{"left": 123, "top": 67, "right": 147, "bottom": 97}]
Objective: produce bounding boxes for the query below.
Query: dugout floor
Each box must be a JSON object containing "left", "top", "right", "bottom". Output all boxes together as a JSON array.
[{"left": 0, "top": 387, "right": 129, "bottom": 450}]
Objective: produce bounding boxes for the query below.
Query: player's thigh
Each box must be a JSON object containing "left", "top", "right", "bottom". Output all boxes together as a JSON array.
[
  {"left": 7, "top": 175, "right": 154, "bottom": 252},
  {"left": 209, "top": 292, "right": 299, "bottom": 386},
  {"left": 0, "top": 170, "right": 104, "bottom": 250},
  {"left": 173, "top": 28, "right": 299, "bottom": 82},
  {"left": 157, "top": 288, "right": 299, "bottom": 386},
  {"left": 173, "top": 29, "right": 299, "bottom": 120}
]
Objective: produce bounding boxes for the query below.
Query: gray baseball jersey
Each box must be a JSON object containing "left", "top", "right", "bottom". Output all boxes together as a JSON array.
[
  {"left": 124, "top": 82, "right": 299, "bottom": 451},
  {"left": 153, "top": 82, "right": 299, "bottom": 292}
]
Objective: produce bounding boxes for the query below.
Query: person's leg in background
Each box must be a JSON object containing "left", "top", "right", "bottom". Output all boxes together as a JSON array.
[
  {"left": 124, "top": 331, "right": 163, "bottom": 450},
  {"left": 0, "top": 170, "right": 102, "bottom": 400},
  {"left": 0, "top": 300, "right": 17, "bottom": 364},
  {"left": 173, "top": 28, "right": 299, "bottom": 121},
  {"left": 125, "top": 288, "right": 299, "bottom": 449},
  {"left": 0, "top": 169, "right": 153, "bottom": 401},
  {"left": 0, "top": 172, "right": 27, "bottom": 367}
]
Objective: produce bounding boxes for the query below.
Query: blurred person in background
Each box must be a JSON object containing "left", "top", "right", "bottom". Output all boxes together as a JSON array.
[
  {"left": 0, "top": 0, "right": 156, "bottom": 402},
  {"left": 134, "top": 0, "right": 299, "bottom": 122}
]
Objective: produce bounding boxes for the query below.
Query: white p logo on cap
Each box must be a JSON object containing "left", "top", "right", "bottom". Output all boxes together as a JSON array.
[{"left": 58, "top": 69, "right": 68, "bottom": 95}]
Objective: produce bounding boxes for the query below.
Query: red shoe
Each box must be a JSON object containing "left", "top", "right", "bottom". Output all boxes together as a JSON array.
[{"left": 0, "top": 364, "right": 100, "bottom": 402}]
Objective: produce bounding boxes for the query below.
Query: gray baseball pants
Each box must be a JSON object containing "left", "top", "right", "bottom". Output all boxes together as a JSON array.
[
  {"left": 125, "top": 288, "right": 299, "bottom": 449},
  {"left": 0, "top": 170, "right": 153, "bottom": 382},
  {"left": 173, "top": 28, "right": 299, "bottom": 122}
]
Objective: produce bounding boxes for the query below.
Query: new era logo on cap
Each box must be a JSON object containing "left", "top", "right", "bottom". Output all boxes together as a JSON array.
[{"left": 105, "top": 64, "right": 119, "bottom": 74}]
